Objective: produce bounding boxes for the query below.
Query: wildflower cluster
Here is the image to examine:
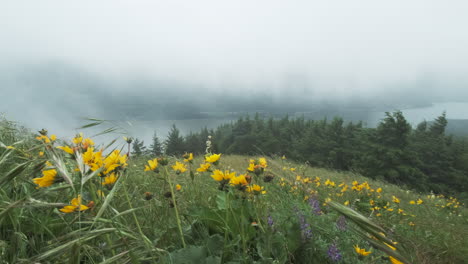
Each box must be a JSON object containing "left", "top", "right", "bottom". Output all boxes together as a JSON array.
[
  {"left": 207, "top": 157, "right": 268, "bottom": 195},
  {"left": 32, "top": 131, "right": 132, "bottom": 213},
  {"left": 247, "top": 157, "right": 267, "bottom": 176}
]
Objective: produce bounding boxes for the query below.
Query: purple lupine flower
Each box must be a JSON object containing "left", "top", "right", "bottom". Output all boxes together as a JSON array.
[
  {"left": 308, "top": 197, "right": 322, "bottom": 215},
  {"left": 297, "top": 212, "right": 313, "bottom": 241},
  {"left": 327, "top": 242, "right": 342, "bottom": 262},
  {"left": 336, "top": 215, "right": 347, "bottom": 231},
  {"left": 267, "top": 215, "right": 274, "bottom": 227}
]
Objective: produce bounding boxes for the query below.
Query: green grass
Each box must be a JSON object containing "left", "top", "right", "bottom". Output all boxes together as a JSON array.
[{"left": 0, "top": 120, "right": 467, "bottom": 263}]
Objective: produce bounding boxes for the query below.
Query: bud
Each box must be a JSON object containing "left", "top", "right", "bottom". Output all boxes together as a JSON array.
[
  {"left": 39, "top": 129, "right": 48, "bottom": 135},
  {"left": 158, "top": 157, "right": 169, "bottom": 166},
  {"left": 144, "top": 192, "right": 153, "bottom": 200}
]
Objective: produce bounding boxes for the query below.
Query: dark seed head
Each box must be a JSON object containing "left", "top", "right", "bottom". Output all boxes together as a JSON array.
[{"left": 263, "top": 174, "right": 275, "bottom": 183}]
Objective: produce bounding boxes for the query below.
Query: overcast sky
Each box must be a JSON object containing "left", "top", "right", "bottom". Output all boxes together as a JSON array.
[
  {"left": 2, "top": 0, "right": 468, "bottom": 98},
  {"left": 1, "top": 1, "right": 468, "bottom": 140}
]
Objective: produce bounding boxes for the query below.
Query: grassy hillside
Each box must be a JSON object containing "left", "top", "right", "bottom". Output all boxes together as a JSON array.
[{"left": 0, "top": 121, "right": 467, "bottom": 263}]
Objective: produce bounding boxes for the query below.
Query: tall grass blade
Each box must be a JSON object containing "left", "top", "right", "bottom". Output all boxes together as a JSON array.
[
  {"left": 91, "top": 172, "right": 123, "bottom": 228},
  {"left": 36, "top": 228, "right": 116, "bottom": 261},
  {"left": 0, "top": 162, "right": 29, "bottom": 187}
]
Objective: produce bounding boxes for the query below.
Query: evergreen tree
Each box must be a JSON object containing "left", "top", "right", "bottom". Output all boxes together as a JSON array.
[
  {"left": 149, "top": 132, "right": 163, "bottom": 156},
  {"left": 430, "top": 112, "right": 448, "bottom": 136},
  {"left": 165, "top": 124, "right": 185, "bottom": 156},
  {"left": 185, "top": 132, "right": 203, "bottom": 154},
  {"left": 132, "top": 138, "right": 147, "bottom": 156}
]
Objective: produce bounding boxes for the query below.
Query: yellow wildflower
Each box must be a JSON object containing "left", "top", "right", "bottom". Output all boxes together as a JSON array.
[
  {"left": 341, "top": 185, "right": 348, "bottom": 192},
  {"left": 384, "top": 242, "right": 396, "bottom": 250},
  {"left": 32, "top": 169, "right": 57, "bottom": 188},
  {"left": 172, "top": 161, "right": 187, "bottom": 174},
  {"left": 247, "top": 163, "right": 256, "bottom": 172},
  {"left": 36, "top": 135, "right": 51, "bottom": 143},
  {"left": 39, "top": 151, "right": 44, "bottom": 156},
  {"left": 183, "top": 153, "right": 194, "bottom": 163},
  {"left": 196, "top": 163, "right": 211, "bottom": 172},
  {"left": 392, "top": 196, "right": 400, "bottom": 204},
  {"left": 325, "top": 179, "right": 336, "bottom": 187},
  {"left": 389, "top": 256, "right": 405, "bottom": 264},
  {"left": 102, "top": 173, "right": 118, "bottom": 186},
  {"left": 230, "top": 174, "right": 249, "bottom": 187},
  {"left": 211, "top": 169, "right": 235, "bottom": 182},
  {"left": 247, "top": 184, "right": 266, "bottom": 195},
  {"left": 417, "top": 198, "right": 423, "bottom": 205},
  {"left": 103, "top": 150, "right": 127, "bottom": 175},
  {"left": 376, "top": 187, "right": 382, "bottom": 193},
  {"left": 354, "top": 245, "right": 371, "bottom": 256},
  {"left": 247, "top": 158, "right": 267, "bottom": 175},
  {"left": 59, "top": 195, "right": 90, "bottom": 213},
  {"left": 72, "top": 133, "right": 83, "bottom": 145},
  {"left": 176, "top": 184, "right": 182, "bottom": 191},
  {"left": 50, "top": 134, "right": 57, "bottom": 141},
  {"left": 57, "top": 146, "right": 74, "bottom": 154},
  {"left": 82, "top": 147, "right": 104, "bottom": 171},
  {"left": 205, "top": 153, "right": 221, "bottom": 163},
  {"left": 344, "top": 200, "right": 349, "bottom": 206},
  {"left": 144, "top": 158, "right": 159, "bottom": 171},
  {"left": 409, "top": 200, "right": 416, "bottom": 205},
  {"left": 82, "top": 138, "right": 94, "bottom": 149}
]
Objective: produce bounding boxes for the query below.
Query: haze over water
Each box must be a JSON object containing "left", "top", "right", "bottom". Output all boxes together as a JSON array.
[{"left": 1, "top": 1, "right": 468, "bottom": 141}]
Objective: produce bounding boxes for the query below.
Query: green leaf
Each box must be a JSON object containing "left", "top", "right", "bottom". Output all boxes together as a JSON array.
[
  {"left": 206, "top": 234, "right": 224, "bottom": 256},
  {"left": 216, "top": 192, "right": 227, "bottom": 210},
  {"left": 190, "top": 170, "right": 195, "bottom": 181},
  {"left": 167, "top": 246, "right": 207, "bottom": 264}
]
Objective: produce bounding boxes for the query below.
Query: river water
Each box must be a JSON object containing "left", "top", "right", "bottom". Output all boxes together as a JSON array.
[{"left": 4, "top": 102, "right": 468, "bottom": 145}]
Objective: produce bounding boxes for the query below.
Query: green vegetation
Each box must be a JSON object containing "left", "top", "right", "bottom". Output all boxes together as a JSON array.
[
  {"left": 160, "top": 112, "right": 468, "bottom": 200},
  {"left": 0, "top": 116, "right": 467, "bottom": 263}
]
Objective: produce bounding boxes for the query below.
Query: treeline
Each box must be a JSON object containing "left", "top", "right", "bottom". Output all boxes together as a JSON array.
[{"left": 135, "top": 112, "right": 468, "bottom": 197}]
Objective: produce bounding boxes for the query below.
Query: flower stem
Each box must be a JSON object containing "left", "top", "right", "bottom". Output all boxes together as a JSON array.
[
  {"left": 122, "top": 182, "right": 154, "bottom": 253},
  {"left": 164, "top": 167, "right": 186, "bottom": 248}
]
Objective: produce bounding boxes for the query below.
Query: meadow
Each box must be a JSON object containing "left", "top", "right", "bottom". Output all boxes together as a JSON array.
[{"left": 0, "top": 118, "right": 467, "bottom": 264}]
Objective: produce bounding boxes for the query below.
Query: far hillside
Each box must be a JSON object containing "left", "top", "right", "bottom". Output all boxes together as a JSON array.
[
  {"left": 134, "top": 111, "right": 468, "bottom": 202},
  {"left": 445, "top": 119, "right": 468, "bottom": 137}
]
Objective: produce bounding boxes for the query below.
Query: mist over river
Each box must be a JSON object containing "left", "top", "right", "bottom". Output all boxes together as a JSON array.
[{"left": 3, "top": 101, "right": 467, "bottom": 145}]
